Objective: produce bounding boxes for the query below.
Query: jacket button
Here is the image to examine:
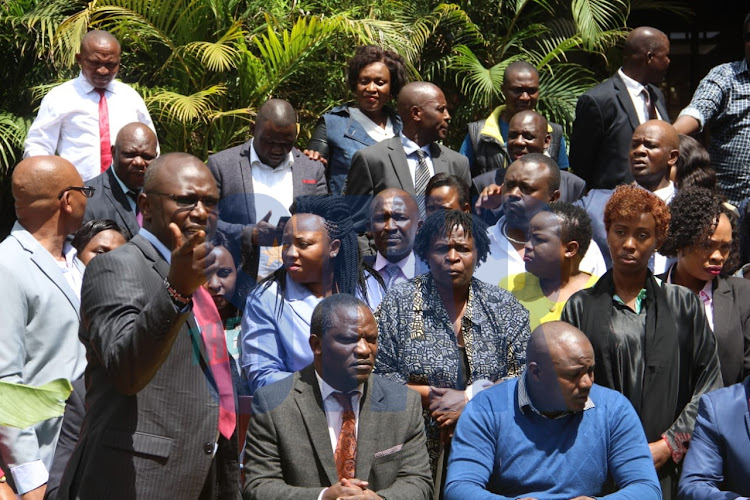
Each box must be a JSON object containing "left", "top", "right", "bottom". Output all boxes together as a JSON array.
[{"left": 204, "top": 442, "right": 214, "bottom": 455}]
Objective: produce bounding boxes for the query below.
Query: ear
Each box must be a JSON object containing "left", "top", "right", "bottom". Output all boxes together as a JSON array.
[
  {"left": 74, "top": 52, "right": 82, "bottom": 66},
  {"left": 527, "top": 361, "right": 542, "bottom": 382},
  {"left": 563, "top": 240, "right": 580, "bottom": 259},
  {"left": 309, "top": 333, "right": 322, "bottom": 356},
  {"left": 410, "top": 105, "right": 422, "bottom": 123},
  {"left": 110, "top": 145, "right": 116, "bottom": 160},
  {"left": 549, "top": 189, "right": 561, "bottom": 203},
  {"left": 329, "top": 238, "right": 341, "bottom": 260},
  {"left": 60, "top": 192, "right": 74, "bottom": 215},
  {"left": 138, "top": 192, "right": 150, "bottom": 221},
  {"left": 667, "top": 148, "right": 679, "bottom": 168},
  {"left": 543, "top": 133, "right": 552, "bottom": 151}
]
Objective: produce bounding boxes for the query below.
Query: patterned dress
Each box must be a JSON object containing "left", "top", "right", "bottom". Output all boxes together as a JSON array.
[{"left": 375, "top": 273, "right": 531, "bottom": 475}]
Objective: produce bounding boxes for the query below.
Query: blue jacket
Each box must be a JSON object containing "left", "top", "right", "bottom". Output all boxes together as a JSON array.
[{"left": 315, "top": 103, "right": 402, "bottom": 195}]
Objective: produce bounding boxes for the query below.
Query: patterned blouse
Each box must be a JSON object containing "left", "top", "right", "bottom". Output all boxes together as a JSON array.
[{"left": 375, "top": 273, "right": 531, "bottom": 474}]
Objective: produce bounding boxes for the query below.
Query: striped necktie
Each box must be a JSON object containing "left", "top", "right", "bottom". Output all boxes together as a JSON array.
[{"left": 414, "top": 148, "right": 430, "bottom": 217}]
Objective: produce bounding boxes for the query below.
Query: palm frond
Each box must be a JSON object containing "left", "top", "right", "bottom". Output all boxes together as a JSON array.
[
  {"left": 0, "top": 113, "right": 30, "bottom": 175},
  {"left": 183, "top": 22, "right": 244, "bottom": 72},
  {"left": 570, "top": 0, "right": 629, "bottom": 50},
  {"left": 146, "top": 84, "right": 226, "bottom": 123}
]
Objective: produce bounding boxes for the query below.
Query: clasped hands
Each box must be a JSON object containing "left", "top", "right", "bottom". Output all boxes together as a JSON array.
[
  {"left": 429, "top": 387, "right": 467, "bottom": 442},
  {"left": 324, "top": 478, "right": 381, "bottom": 500}
]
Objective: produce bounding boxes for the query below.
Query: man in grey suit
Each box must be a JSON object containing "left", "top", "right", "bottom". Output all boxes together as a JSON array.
[
  {"left": 569, "top": 26, "right": 671, "bottom": 190},
  {"left": 60, "top": 153, "right": 241, "bottom": 499},
  {"left": 82, "top": 122, "right": 158, "bottom": 239},
  {"left": 244, "top": 294, "right": 433, "bottom": 500},
  {"left": 0, "top": 156, "right": 89, "bottom": 500},
  {"left": 344, "top": 81, "right": 471, "bottom": 237},
  {"left": 206, "top": 99, "right": 327, "bottom": 279}
]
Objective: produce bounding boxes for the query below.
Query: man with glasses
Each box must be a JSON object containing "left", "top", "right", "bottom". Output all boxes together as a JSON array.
[
  {"left": 0, "top": 156, "right": 91, "bottom": 499},
  {"left": 60, "top": 152, "right": 241, "bottom": 499},
  {"left": 674, "top": 11, "right": 750, "bottom": 206}
]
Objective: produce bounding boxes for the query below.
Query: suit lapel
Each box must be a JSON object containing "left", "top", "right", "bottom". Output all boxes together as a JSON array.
[
  {"left": 430, "top": 143, "right": 449, "bottom": 176},
  {"left": 387, "top": 138, "right": 415, "bottom": 194},
  {"left": 712, "top": 277, "right": 732, "bottom": 348},
  {"left": 613, "top": 75, "right": 641, "bottom": 131},
  {"left": 104, "top": 169, "right": 139, "bottom": 237},
  {"left": 131, "top": 235, "right": 211, "bottom": 368},
  {"left": 650, "top": 84, "right": 671, "bottom": 123},
  {"left": 12, "top": 226, "right": 80, "bottom": 315},
  {"left": 238, "top": 141, "right": 257, "bottom": 223},
  {"left": 354, "top": 376, "right": 383, "bottom": 481},
  {"left": 294, "top": 367, "right": 340, "bottom": 485}
]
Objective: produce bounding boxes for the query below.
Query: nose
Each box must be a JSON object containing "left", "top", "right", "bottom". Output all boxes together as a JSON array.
[
  {"left": 579, "top": 371, "right": 594, "bottom": 391},
  {"left": 354, "top": 337, "right": 371, "bottom": 356},
  {"left": 506, "top": 185, "right": 522, "bottom": 198},
  {"left": 190, "top": 200, "right": 209, "bottom": 220},
  {"left": 709, "top": 248, "right": 724, "bottom": 265},
  {"left": 206, "top": 273, "right": 221, "bottom": 293},
  {"left": 622, "top": 235, "right": 636, "bottom": 251},
  {"left": 443, "top": 109, "right": 451, "bottom": 121},
  {"left": 365, "top": 81, "right": 377, "bottom": 91},
  {"left": 446, "top": 247, "right": 460, "bottom": 262},
  {"left": 132, "top": 155, "right": 146, "bottom": 167},
  {"left": 285, "top": 243, "right": 299, "bottom": 259}
]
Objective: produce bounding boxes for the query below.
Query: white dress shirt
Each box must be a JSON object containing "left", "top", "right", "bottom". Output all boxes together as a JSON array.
[
  {"left": 24, "top": 73, "right": 158, "bottom": 181},
  {"left": 649, "top": 182, "right": 676, "bottom": 275},
  {"left": 399, "top": 134, "right": 435, "bottom": 187},
  {"left": 56, "top": 242, "right": 84, "bottom": 300},
  {"left": 475, "top": 216, "right": 607, "bottom": 287},
  {"left": 349, "top": 107, "right": 395, "bottom": 142},
  {"left": 618, "top": 69, "right": 662, "bottom": 123}
]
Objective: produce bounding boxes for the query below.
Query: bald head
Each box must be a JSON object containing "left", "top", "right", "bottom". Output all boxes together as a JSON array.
[
  {"left": 503, "top": 61, "right": 538, "bottom": 85},
  {"left": 76, "top": 30, "right": 120, "bottom": 89},
  {"left": 622, "top": 27, "right": 670, "bottom": 85},
  {"left": 630, "top": 120, "right": 679, "bottom": 191},
  {"left": 370, "top": 188, "right": 420, "bottom": 262},
  {"left": 398, "top": 82, "right": 450, "bottom": 146},
  {"left": 255, "top": 98, "right": 297, "bottom": 128},
  {"left": 12, "top": 156, "right": 85, "bottom": 233},
  {"left": 80, "top": 30, "right": 120, "bottom": 54},
  {"left": 507, "top": 110, "right": 551, "bottom": 160},
  {"left": 526, "top": 321, "right": 595, "bottom": 413}
]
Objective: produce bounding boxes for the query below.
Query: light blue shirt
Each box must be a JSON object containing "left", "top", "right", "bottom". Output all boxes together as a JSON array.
[
  {"left": 139, "top": 228, "right": 172, "bottom": 263},
  {"left": 111, "top": 166, "right": 138, "bottom": 213}
]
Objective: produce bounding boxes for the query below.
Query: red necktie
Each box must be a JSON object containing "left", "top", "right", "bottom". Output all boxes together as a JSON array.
[
  {"left": 96, "top": 88, "right": 112, "bottom": 173},
  {"left": 192, "top": 286, "right": 236, "bottom": 439},
  {"left": 332, "top": 391, "right": 357, "bottom": 479},
  {"left": 642, "top": 87, "right": 657, "bottom": 120}
]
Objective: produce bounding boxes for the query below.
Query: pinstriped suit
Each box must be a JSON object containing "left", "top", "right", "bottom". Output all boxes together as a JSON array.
[{"left": 59, "top": 234, "right": 241, "bottom": 499}]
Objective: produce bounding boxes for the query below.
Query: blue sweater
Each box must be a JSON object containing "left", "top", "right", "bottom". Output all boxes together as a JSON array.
[{"left": 445, "top": 379, "right": 661, "bottom": 500}]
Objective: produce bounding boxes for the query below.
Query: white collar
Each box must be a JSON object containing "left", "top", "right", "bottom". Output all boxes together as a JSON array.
[
  {"left": 314, "top": 370, "right": 364, "bottom": 402},
  {"left": 618, "top": 68, "right": 649, "bottom": 98},
  {"left": 399, "top": 133, "right": 431, "bottom": 158},
  {"left": 249, "top": 139, "right": 294, "bottom": 171},
  {"left": 374, "top": 251, "right": 417, "bottom": 278}
]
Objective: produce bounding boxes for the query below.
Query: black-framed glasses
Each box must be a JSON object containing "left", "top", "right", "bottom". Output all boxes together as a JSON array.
[
  {"left": 57, "top": 186, "right": 95, "bottom": 199},
  {"left": 146, "top": 191, "right": 219, "bottom": 210}
]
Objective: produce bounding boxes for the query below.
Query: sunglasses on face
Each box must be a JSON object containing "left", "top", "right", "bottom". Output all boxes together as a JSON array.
[
  {"left": 147, "top": 191, "right": 219, "bottom": 210},
  {"left": 57, "top": 186, "right": 95, "bottom": 199}
]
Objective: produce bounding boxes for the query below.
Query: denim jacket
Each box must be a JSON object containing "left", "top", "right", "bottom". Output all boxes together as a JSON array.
[{"left": 315, "top": 103, "right": 402, "bottom": 195}]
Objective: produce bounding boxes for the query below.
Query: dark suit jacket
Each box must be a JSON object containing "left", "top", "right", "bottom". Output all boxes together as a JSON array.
[
  {"left": 206, "top": 141, "right": 328, "bottom": 245},
  {"left": 472, "top": 168, "right": 587, "bottom": 226},
  {"left": 656, "top": 271, "right": 750, "bottom": 387},
  {"left": 569, "top": 74, "right": 670, "bottom": 190},
  {"left": 243, "top": 365, "right": 433, "bottom": 500},
  {"left": 344, "top": 136, "right": 470, "bottom": 237},
  {"left": 678, "top": 376, "right": 750, "bottom": 498},
  {"left": 59, "top": 235, "right": 241, "bottom": 499},
  {"left": 45, "top": 378, "right": 85, "bottom": 500},
  {"left": 83, "top": 168, "right": 139, "bottom": 239}
]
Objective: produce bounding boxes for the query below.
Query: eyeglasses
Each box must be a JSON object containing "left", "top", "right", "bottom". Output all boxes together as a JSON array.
[
  {"left": 57, "top": 186, "right": 95, "bottom": 199},
  {"left": 147, "top": 191, "right": 219, "bottom": 210}
]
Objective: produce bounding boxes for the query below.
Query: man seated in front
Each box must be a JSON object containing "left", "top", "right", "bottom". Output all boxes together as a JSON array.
[
  {"left": 444, "top": 321, "right": 661, "bottom": 500},
  {"left": 243, "top": 293, "right": 433, "bottom": 500}
]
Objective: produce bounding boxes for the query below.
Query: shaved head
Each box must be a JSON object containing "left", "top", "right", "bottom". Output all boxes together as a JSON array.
[
  {"left": 621, "top": 26, "right": 670, "bottom": 85},
  {"left": 526, "top": 321, "right": 592, "bottom": 366},
  {"left": 398, "top": 82, "right": 450, "bottom": 146},
  {"left": 115, "top": 122, "right": 156, "bottom": 146},
  {"left": 372, "top": 188, "right": 419, "bottom": 219},
  {"left": 370, "top": 188, "right": 420, "bottom": 262},
  {"left": 623, "top": 26, "right": 668, "bottom": 57},
  {"left": 397, "top": 82, "right": 443, "bottom": 117},
  {"left": 12, "top": 155, "right": 85, "bottom": 233},
  {"left": 80, "top": 30, "right": 120, "bottom": 55},
  {"left": 255, "top": 98, "right": 297, "bottom": 128}
]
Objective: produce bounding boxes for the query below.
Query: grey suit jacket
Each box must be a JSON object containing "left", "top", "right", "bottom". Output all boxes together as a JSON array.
[
  {"left": 82, "top": 168, "right": 139, "bottom": 239},
  {"left": 206, "top": 140, "right": 328, "bottom": 245},
  {"left": 59, "top": 234, "right": 240, "bottom": 499},
  {"left": 0, "top": 223, "right": 86, "bottom": 490},
  {"left": 243, "top": 365, "right": 433, "bottom": 500},
  {"left": 344, "top": 136, "right": 471, "bottom": 232},
  {"left": 569, "top": 74, "right": 670, "bottom": 190}
]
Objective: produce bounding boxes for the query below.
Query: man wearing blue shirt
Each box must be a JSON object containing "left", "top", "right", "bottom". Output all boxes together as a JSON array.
[{"left": 445, "top": 321, "right": 661, "bottom": 500}]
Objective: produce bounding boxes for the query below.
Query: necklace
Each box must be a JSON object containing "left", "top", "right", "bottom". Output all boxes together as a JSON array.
[{"left": 501, "top": 222, "right": 527, "bottom": 246}]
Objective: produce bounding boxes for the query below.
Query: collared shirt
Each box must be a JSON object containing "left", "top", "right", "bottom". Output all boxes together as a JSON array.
[
  {"left": 56, "top": 241, "right": 84, "bottom": 300},
  {"left": 349, "top": 107, "right": 395, "bottom": 143},
  {"left": 618, "top": 69, "right": 662, "bottom": 123},
  {"left": 364, "top": 251, "right": 424, "bottom": 310},
  {"left": 399, "top": 133, "right": 435, "bottom": 187},
  {"left": 314, "top": 371, "right": 364, "bottom": 452},
  {"left": 517, "top": 370, "right": 594, "bottom": 418},
  {"left": 666, "top": 267, "right": 714, "bottom": 330},
  {"left": 474, "top": 216, "right": 607, "bottom": 287},
  {"left": 648, "top": 182, "right": 677, "bottom": 275},
  {"left": 139, "top": 228, "right": 172, "bottom": 263},
  {"left": 23, "top": 73, "right": 158, "bottom": 181},
  {"left": 614, "top": 288, "right": 648, "bottom": 314},
  {"left": 678, "top": 58, "right": 750, "bottom": 204},
  {"left": 111, "top": 166, "right": 139, "bottom": 213}
]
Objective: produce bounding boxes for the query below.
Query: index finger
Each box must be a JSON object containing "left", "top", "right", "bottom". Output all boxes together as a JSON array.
[{"left": 173, "top": 227, "right": 205, "bottom": 256}]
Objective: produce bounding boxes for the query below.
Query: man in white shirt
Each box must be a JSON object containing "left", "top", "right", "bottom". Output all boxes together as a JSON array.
[
  {"left": 24, "top": 30, "right": 157, "bottom": 181},
  {"left": 243, "top": 293, "right": 432, "bottom": 500},
  {"left": 365, "top": 188, "right": 427, "bottom": 309},
  {"left": 475, "top": 154, "right": 606, "bottom": 287},
  {"left": 0, "top": 156, "right": 88, "bottom": 500},
  {"left": 206, "top": 98, "right": 327, "bottom": 280}
]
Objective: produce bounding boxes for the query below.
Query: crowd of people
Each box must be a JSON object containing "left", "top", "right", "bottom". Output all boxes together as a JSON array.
[{"left": 1, "top": 15, "right": 750, "bottom": 500}]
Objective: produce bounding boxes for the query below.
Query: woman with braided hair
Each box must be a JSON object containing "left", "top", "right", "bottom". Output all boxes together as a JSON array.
[{"left": 240, "top": 195, "right": 383, "bottom": 394}]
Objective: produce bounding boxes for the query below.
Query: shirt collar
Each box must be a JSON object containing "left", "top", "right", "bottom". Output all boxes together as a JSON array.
[
  {"left": 652, "top": 181, "right": 675, "bottom": 203},
  {"left": 110, "top": 166, "right": 139, "bottom": 196},
  {"left": 139, "top": 227, "right": 172, "bottom": 263},
  {"left": 249, "top": 139, "right": 294, "bottom": 171},
  {"left": 517, "top": 370, "right": 595, "bottom": 418},
  {"left": 613, "top": 288, "right": 648, "bottom": 314},
  {"left": 61, "top": 240, "right": 80, "bottom": 269},
  {"left": 314, "top": 370, "right": 364, "bottom": 402},
  {"left": 399, "top": 133, "right": 431, "bottom": 158},
  {"left": 374, "top": 251, "right": 417, "bottom": 279},
  {"left": 665, "top": 265, "right": 713, "bottom": 303},
  {"left": 618, "top": 68, "right": 648, "bottom": 98}
]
